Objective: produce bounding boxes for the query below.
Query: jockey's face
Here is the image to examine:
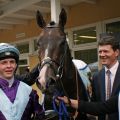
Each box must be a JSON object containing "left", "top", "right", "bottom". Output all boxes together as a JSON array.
[{"left": 0, "top": 58, "right": 17, "bottom": 80}]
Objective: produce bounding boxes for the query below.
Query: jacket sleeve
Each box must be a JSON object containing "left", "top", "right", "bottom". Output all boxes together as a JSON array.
[
  {"left": 15, "top": 64, "right": 39, "bottom": 86},
  {"left": 31, "top": 90, "right": 45, "bottom": 120},
  {"left": 91, "top": 72, "right": 101, "bottom": 101},
  {"left": 78, "top": 95, "right": 118, "bottom": 115}
]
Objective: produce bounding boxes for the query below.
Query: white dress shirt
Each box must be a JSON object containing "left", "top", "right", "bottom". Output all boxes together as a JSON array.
[{"left": 105, "top": 61, "right": 119, "bottom": 98}]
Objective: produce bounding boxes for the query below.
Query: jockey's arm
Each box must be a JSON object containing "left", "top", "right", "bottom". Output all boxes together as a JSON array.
[{"left": 15, "top": 64, "right": 39, "bottom": 85}]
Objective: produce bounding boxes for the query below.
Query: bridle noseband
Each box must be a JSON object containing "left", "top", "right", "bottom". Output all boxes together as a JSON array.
[{"left": 40, "top": 57, "right": 59, "bottom": 77}]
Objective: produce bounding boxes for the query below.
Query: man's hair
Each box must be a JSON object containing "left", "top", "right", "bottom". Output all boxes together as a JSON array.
[{"left": 98, "top": 33, "right": 120, "bottom": 51}]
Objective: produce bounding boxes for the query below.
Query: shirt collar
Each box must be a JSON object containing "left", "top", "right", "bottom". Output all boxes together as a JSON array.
[
  {"left": 105, "top": 61, "right": 119, "bottom": 74},
  {"left": 0, "top": 77, "right": 15, "bottom": 89}
]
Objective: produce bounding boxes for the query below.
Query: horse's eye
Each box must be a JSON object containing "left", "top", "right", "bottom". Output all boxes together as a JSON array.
[
  {"left": 60, "top": 40, "right": 65, "bottom": 47},
  {"left": 38, "top": 46, "right": 41, "bottom": 49},
  {"left": 38, "top": 44, "right": 43, "bottom": 51}
]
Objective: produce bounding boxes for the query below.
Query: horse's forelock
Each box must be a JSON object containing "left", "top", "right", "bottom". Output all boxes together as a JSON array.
[
  {"left": 49, "top": 21, "right": 56, "bottom": 26},
  {"left": 46, "top": 21, "right": 59, "bottom": 28}
]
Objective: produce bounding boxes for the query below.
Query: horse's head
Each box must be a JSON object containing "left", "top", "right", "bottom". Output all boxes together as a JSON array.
[{"left": 36, "top": 9, "right": 68, "bottom": 93}]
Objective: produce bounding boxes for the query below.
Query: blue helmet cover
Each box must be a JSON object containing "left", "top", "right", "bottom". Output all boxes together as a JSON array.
[{"left": 0, "top": 43, "right": 20, "bottom": 63}]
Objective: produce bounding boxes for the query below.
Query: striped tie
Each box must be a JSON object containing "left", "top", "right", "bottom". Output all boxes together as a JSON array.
[{"left": 106, "top": 70, "right": 111, "bottom": 100}]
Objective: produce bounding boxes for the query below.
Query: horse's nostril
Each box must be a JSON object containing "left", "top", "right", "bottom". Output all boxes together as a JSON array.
[
  {"left": 49, "top": 78, "right": 56, "bottom": 85},
  {"left": 36, "top": 79, "right": 46, "bottom": 92}
]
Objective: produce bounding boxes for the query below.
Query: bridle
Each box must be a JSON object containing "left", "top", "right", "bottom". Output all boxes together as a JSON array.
[
  {"left": 39, "top": 23, "right": 68, "bottom": 86},
  {"left": 37, "top": 40, "right": 68, "bottom": 95}
]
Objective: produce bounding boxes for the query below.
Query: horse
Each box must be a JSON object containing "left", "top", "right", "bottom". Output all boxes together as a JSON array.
[{"left": 36, "top": 8, "right": 91, "bottom": 120}]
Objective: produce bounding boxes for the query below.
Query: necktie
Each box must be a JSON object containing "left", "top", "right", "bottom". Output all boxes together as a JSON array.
[{"left": 106, "top": 70, "right": 111, "bottom": 100}]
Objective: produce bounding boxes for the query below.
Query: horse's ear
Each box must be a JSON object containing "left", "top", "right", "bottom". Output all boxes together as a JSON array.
[
  {"left": 36, "top": 10, "right": 46, "bottom": 28},
  {"left": 59, "top": 8, "right": 67, "bottom": 28}
]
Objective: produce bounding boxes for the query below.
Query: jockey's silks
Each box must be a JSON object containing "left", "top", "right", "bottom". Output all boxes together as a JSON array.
[{"left": 0, "top": 82, "right": 32, "bottom": 120}]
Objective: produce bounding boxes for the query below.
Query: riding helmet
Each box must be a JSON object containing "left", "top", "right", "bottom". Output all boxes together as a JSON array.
[{"left": 0, "top": 43, "right": 20, "bottom": 63}]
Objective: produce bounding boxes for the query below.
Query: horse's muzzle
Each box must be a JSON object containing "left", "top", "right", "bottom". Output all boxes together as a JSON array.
[
  {"left": 36, "top": 80, "right": 46, "bottom": 93},
  {"left": 36, "top": 77, "right": 56, "bottom": 93}
]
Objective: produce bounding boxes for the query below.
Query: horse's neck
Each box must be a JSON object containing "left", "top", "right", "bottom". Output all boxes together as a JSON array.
[
  {"left": 63, "top": 56, "right": 79, "bottom": 99},
  {"left": 63, "top": 45, "right": 75, "bottom": 79},
  {"left": 64, "top": 54, "right": 75, "bottom": 80}
]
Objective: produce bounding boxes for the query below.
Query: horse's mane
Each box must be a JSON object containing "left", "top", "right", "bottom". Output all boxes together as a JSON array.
[{"left": 64, "top": 42, "right": 74, "bottom": 80}]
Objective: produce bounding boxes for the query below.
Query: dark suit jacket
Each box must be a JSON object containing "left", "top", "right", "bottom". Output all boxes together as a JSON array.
[
  {"left": 91, "top": 63, "right": 120, "bottom": 120},
  {"left": 78, "top": 95, "right": 118, "bottom": 115}
]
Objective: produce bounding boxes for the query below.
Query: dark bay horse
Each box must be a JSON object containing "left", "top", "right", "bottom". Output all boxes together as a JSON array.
[{"left": 36, "top": 9, "right": 90, "bottom": 120}]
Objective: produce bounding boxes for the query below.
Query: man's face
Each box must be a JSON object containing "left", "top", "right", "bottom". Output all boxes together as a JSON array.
[
  {"left": 98, "top": 45, "right": 119, "bottom": 69},
  {"left": 0, "top": 58, "right": 17, "bottom": 80}
]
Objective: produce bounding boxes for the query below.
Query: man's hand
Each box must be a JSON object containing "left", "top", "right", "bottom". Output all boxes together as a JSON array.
[
  {"left": 57, "top": 96, "right": 78, "bottom": 109},
  {"left": 57, "top": 96, "right": 69, "bottom": 105}
]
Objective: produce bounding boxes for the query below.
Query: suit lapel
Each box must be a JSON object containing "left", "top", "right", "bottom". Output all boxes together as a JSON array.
[
  {"left": 99, "top": 68, "right": 106, "bottom": 101},
  {"left": 112, "top": 62, "right": 120, "bottom": 95}
]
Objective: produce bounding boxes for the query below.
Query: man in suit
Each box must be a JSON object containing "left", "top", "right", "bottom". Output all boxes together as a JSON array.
[
  {"left": 91, "top": 33, "right": 120, "bottom": 120},
  {"left": 57, "top": 33, "right": 120, "bottom": 120},
  {"left": 78, "top": 95, "right": 118, "bottom": 116}
]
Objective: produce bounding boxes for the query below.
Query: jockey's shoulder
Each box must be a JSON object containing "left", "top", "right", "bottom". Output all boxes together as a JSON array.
[{"left": 72, "top": 59, "right": 87, "bottom": 69}]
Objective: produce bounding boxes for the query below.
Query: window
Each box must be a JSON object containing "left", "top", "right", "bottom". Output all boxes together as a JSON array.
[
  {"left": 105, "top": 20, "right": 120, "bottom": 60},
  {"left": 73, "top": 27, "right": 97, "bottom": 45},
  {"left": 106, "top": 21, "right": 120, "bottom": 33},
  {"left": 18, "top": 59, "right": 28, "bottom": 74},
  {"left": 34, "top": 39, "right": 38, "bottom": 51},
  {"left": 71, "top": 25, "right": 98, "bottom": 64},
  {"left": 16, "top": 43, "right": 29, "bottom": 54},
  {"left": 106, "top": 21, "right": 120, "bottom": 42},
  {"left": 74, "top": 48, "right": 97, "bottom": 64},
  {"left": 19, "top": 59, "right": 27, "bottom": 65}
]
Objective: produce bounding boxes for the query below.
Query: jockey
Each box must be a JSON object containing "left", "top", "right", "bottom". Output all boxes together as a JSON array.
[
  {"left": 72, "top": 59, "right": 92, "bottom": 99},
  {"left": 72, "top": 59, "right": 92, "bottom": 82},
  {"left": 0, "top": 43, "right": 45, "bottom": 120}
]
